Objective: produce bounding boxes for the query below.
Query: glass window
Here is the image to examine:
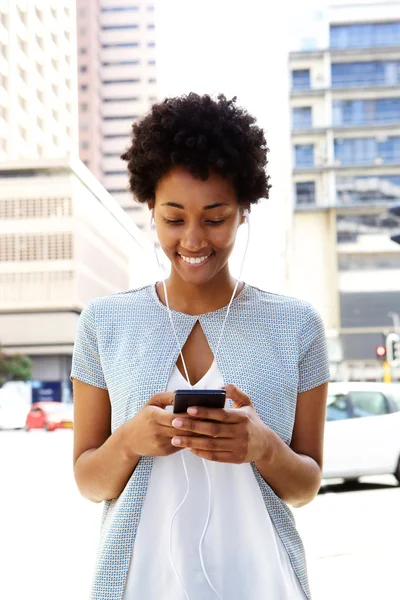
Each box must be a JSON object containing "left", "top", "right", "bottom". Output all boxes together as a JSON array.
[
  {"left": 101, "top": 6, "right": 139, "bottom": 11},
  {"left": 336, "top": 213, "right": 399, "bottom": 245},
  {"left": 103, "top": 79, "right": 140, "bottom": 84},
  {"left": 331, "top": 22, "right": 400, "bottom": 49},
  {"left": 102, "top": 43, "right": 139, "bottom": 49},
  {"left": 326, "top": 394, "right": 350, "bottom": 421},
  {"left": 333, "top": 98, "right": 400, "bottom": 126},
  {"left": 292, "top": 69, "right": 310, "bottom": 90},
  {"left": 295, "top": 182, "right": 315, "bottom": 205},
  {"left": 331, "top": 61, "right": 400, "bottom": 88},
  {"left": 101, "top": 25, "right": 139, "bottom": 30},
  {"left": 292, "top": 107, "right": 312, "bottom": 129},
  {"left": 295, "top": 144, "right": 314, "bottom": 167},
  {"left": 102, "top": 61, "right": 140, "bottom": 66},
  {"left": 334, "top": 138, "right": 377, "bottom": 165},
  {"left": 336, "top": 175, "right": 400, "bottom": 205},
  {"left": 350, "top": 391, "right": 389, "bottom": 417},
  {"left": 377, "top": 137, "right": 400, "bottom": 163}
]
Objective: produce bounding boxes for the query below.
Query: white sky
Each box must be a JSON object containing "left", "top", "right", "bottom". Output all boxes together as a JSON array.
[{"left": 153, "top": 0, "right": 389, "bottom": 291}]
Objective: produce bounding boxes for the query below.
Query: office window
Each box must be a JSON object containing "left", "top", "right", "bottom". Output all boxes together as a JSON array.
[
  {"left": 101, "top": 6, "right": 139, "bottom": 11},
  {"left": 102, "top": 43, "right": 139, "bottom": 49},
  {"left": 334, "top": 138, "right": 376, "bottom": 165},
  {"left": 292, "top": 69, "right": 310, "bottom": 90},
  {"left": 147, "top": 41, "right": 156, "bottom": 47},
  {"left": 336, "top": 175, "right": 400, "bottom": 205},
  {"left": 102, "top": 61, "right": 140, "bottom": 66},
  {"left": 103, "top": 97, "right": 140, "bottom": 103},
  {"left": 333, "top": 98, "right": 400, "bottom": 126},
  {"left": 80, "top": 103, "right": 88, "bottom": 112},
  {"left": 331, "top": 22, "right": 400, "bottom": 49},
  {"left": 80, "top": 84, "right": 88, "bottom": 92},
  {"left": 104, "top": 170, "right": 127, "bottom": 176},
  {"left": 295, "top": 182, "right": 315, "bottom": 205},
  {"left": 80, "top": 141, "right": 89, "bottom": 149},
  {"left": 378, "top": 137, "right": 400, "bottom": 163},
  {"left": 292, "top": 107, "right": 312, "bottom": 129},
  {"left": 103, "top": 79, "right": 140, "bottom": 84},
  {"left": 294, "top": 144, "right": 314, "bottom": 167},
  {"left": 79, "top": 65, "right": 87, "bottom": 73},
  {"left": 331, "top": 61, "right": 400, "bottom": 88},
  {"left": 148, "top": 78, "right": 156, "bottom": 84},
  {"left": 147, "top": 24, "right": 155, "bottom": 29},
  {"left": 101, "top": 25, "right": 139, "bottom": 30},
  {"left": 335, "top": 137, "right": 400, "bottom": 165},
  {"left": 103, "top": 116, "right": 138, "bottom": 121}
]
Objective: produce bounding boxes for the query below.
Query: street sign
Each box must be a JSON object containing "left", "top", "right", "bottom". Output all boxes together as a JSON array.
[{"left": 386, "top": 333, "right": 400, "bottom": 367}]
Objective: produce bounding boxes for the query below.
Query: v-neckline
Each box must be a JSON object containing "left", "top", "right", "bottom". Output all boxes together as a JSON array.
[{"left": 173, "top": 359, "right": 216, "bottom": 388}]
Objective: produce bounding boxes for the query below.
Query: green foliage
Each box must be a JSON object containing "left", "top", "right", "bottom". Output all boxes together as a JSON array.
[{"left": 0, "top": 344, "right": 32, "bottom": 387}]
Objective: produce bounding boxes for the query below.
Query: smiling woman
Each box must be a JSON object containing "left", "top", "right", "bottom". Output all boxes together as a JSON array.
[{"left": 71, "top": 93, "right": 330, "bottom": 600}]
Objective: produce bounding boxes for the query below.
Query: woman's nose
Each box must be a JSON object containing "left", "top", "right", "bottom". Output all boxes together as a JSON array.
[{"left": 180, "top": 227, "right": 208, "bottom": 252}]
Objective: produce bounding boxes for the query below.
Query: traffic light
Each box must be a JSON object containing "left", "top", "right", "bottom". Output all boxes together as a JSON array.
[
  {"left": 386, "top": 333, "right": 400, "bottom": 367},
  {"left": 376, "top": 345, "right": 386, "bottom": 360},
  {"left": 389, "top": 203, "right": 400, "bottom": 246}
]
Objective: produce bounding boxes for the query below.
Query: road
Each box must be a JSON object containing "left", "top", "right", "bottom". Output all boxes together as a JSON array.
[{"left": 0, "top": 429, "right": 398, "bottom": 600}]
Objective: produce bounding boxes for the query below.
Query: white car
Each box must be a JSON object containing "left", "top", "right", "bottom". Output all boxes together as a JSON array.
[
  {"left": 0, "top": 388, "right": 31, "bottom": 430},
  {"left": 323, "top": 382, "right": 400, "bottom": 483}
]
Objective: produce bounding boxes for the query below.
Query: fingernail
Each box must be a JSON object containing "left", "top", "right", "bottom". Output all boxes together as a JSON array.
[
  {"left": 172, "top": 437, "right": 181, "bottom": 446},
  {"left": 172, "top": 418, "right": 183, "bottom": 428},
  {"left": 187, "top": 407, "right": 198, "bottom": 415}
]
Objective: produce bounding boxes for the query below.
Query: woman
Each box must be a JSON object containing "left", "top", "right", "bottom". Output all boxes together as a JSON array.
[{"left": 71, "top": 93, "right": 330, "bottom": 600}]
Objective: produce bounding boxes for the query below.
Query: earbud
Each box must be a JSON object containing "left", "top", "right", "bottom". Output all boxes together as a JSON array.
[{"left": 243, "top": 208, "right": 249, "bottom": 220}]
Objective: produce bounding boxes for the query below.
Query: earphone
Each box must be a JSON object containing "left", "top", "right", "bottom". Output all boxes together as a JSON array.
[{"left": 150, "top": 204, "right": 251, "bottom": 600}]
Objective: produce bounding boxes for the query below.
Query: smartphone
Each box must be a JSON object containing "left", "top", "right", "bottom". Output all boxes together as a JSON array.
[{"left": 173, "top": 389, "right": 226, "bottom": 414}]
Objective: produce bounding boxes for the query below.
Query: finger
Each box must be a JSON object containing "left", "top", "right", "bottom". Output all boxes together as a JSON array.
[
  {"left": 222, "top": 384, "right": 253, "bottom": 409},
  {"left": 147, "top": 392, "right": 174, "bottom": 409},
  {"left": 171, "top": 417, "right": 238, "bottom": 438},
  {"left": 185, "top": 406, "right": 246, "bottom": 423},
  {"left": 171, "top": 435, "right": 234, "bottom": 453}
]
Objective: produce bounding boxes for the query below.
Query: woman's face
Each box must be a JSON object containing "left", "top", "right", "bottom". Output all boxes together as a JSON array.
[{"left": 152, "top": 166, "right": 246, "bottom": 285}]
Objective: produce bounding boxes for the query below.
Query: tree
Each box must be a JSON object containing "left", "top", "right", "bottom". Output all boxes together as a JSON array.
[{"left": 0, "top": 344, "right": 32, "bottom": 387}]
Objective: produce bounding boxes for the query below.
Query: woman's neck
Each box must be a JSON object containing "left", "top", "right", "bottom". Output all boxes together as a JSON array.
[{"left": 157, "top": 269, "right": 244, "bottom": 315}]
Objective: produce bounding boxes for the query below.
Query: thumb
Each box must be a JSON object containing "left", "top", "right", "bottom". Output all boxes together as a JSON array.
[
  {"left": 222, "top": 384, "right": 253, "bottom": 409},
  {"left": 147, "top": 392, "right": 174, "bottom": 409}
]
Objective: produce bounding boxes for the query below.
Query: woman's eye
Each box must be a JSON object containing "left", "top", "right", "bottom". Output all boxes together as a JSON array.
[
  {"left": 164, "top": 219, "right": 183, "bottom": 225},
  {"left": 206, "top": 220, "right": 225, "bottom": 226}
]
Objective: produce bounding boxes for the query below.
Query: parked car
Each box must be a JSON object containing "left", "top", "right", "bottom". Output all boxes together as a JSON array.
[
  {"left": 25, "top": 402, "right": 73, "bottom": 432},
  {"left": 0, "top": 388, "right": 31, "bottom": 430},
  {"left": 323, "top": 382, "right": 400, "bottom": 483}
]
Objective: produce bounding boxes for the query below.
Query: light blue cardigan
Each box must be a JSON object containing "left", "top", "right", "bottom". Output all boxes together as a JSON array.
[{"left": 70, "top": 283, "right": 330, "bottom": 600}]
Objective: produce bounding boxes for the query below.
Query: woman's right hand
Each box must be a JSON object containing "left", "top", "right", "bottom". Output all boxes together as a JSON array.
[{"left": 123, "top": 392, "right": 183, "bottom": 459}]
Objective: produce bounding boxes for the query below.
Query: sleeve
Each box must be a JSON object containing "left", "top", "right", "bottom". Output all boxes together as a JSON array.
[
  {"left": 70, "top": 301, "right": 108, "bottom": 390},
  {"left": 298, "top": 304, "right": 331, "bottom": 394}
]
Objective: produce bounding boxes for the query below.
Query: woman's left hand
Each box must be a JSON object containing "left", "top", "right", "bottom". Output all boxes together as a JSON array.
[{"left": 171, "top": 384, "right": 272, "bottom": 464}]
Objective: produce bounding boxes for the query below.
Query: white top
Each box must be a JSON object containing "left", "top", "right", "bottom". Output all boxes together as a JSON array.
[{"left": 123, "top": 360, "right": 306, "bottom": 600}]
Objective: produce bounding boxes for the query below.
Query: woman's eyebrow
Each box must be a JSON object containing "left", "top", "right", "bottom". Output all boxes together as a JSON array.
[{"left": 161, "top": 202, "right": 231, "bottom": 210}]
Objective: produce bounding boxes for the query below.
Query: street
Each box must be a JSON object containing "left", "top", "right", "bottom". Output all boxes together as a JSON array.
[{"left": 0, "top": 429, "right": 398, "bottom": 600}]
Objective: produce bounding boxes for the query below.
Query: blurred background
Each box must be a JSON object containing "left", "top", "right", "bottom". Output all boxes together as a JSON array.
[{"left": 0, "top": 0, "right": 399, "bottom": 599}]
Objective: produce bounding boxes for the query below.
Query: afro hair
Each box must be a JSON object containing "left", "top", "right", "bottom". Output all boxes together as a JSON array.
[{"left": 121, "top": 93, "right": 271, "bottom": 206}]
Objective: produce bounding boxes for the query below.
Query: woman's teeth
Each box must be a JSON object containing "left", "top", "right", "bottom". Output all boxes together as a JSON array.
[{"left": 180, "top": 254, "right": 211, "bottom": 264}]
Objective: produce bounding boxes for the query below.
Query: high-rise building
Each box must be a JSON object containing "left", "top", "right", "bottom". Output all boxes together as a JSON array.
[
  {"left": 76, "top": 0, "right": 157, "bottom": 234},
  {"left": 0, "top": 1, "right": 151, "bottom": 388},
  {"left": 288, "top": 2, "right": 400, "bottom": 380}
]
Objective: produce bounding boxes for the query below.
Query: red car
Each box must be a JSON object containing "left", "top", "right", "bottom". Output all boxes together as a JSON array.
[{"left": 25, "top": 402, "right": 73, "bottom": 432}]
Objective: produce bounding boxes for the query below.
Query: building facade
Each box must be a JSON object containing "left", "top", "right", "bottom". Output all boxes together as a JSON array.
[
  {"left": 288, "top": 2, "right": 400, "bottom": 381},
  {"left": 76, "top": 0, "right": 157, "bottom": 234},
  {"left": 0, "top": 1, "right": 154, "bottom": 389}
]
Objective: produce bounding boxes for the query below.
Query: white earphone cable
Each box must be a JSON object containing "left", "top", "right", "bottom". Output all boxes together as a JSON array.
[{"left": 151, "top": 208, "right": 250, "bottom": 600}]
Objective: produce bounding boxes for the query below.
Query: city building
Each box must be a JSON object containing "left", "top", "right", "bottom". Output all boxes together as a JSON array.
[
  {"left": 76, "top": 0, "right": 157, "bottom": 234},
  {"left": 0, "top": 1, "right": 153, "bottom": 389},
  {"left": 288, "top": 2, "right": 400, "bottom": 381}
]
